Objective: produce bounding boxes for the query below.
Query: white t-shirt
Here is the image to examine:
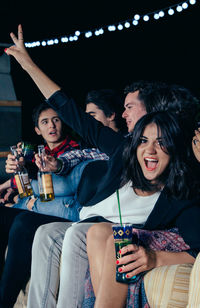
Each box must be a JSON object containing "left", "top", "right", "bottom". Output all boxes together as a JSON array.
[{"left": 80, "top": 182, "right": 161, "bottom": 224}]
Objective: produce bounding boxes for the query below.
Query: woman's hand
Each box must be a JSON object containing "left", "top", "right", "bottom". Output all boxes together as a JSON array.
[
  {"left": 35, "top": 153, "right": 59, "bottom": 172},
  {"left": 5, "top": 24, "right": 35, "bottom": 71},
  {"left": 5, "top": 25, "right": 61, "bottom": 99},
  {"left": 116, "top": 244, "right": 156, "bottom": 278},
  {"left": 192, "top": 129, "right": 200, "bottom": 162}
]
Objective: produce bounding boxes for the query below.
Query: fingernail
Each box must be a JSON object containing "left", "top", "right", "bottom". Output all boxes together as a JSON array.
[
  {"left": 118, "top": 268, "right": 122, "bottom": 272},
  {"left": 4, "top": 48, "right": 7, "bottom": 53},
  {"left": 119, "top": 250, "right": 121, "bottom": 254},
  {"left": 126, "top": 274, "right": 129, "bottom": 278},
  {"left": 116, "top": 260, "right": 119, "bottom": 264}
]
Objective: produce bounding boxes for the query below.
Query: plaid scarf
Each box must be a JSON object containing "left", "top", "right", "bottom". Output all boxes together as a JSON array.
[{"left": 44, "top": 136, "right": 79, "bottom": 157}]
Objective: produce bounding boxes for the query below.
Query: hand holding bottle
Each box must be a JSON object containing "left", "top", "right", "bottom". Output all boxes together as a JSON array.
[
  {"left": 5, "top": 153, "right": 24, "bottom": 174},
  {"left": 37, "top": 145, "right": 54, "bottom": 202},
  {"left": 9, "top": 145, "right": 33, "bottom": 198},
  {"left": 35, "top": 153, "right": 59, "bottom": 173}
]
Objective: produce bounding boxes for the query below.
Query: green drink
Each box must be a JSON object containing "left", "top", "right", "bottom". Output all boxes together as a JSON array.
[{"left": 112, "top": 224, "right": 138, "bottom": 283}]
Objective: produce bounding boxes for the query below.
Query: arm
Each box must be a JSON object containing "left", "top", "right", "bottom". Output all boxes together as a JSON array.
[
  {"left": 5, "top": 24, "right": 60, "bottom": 99},
  {"left": 6, "top": 25, "right": 123, "bottom": 156},
  {"left": 57, "top": 148, "right": 109, "bottom": 175},
  {"left": 34, "top": 148, "right": 108, "bottom": 175}
]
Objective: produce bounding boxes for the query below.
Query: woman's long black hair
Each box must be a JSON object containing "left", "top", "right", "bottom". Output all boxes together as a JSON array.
[{"left": 121, "top": 111, "right": 200, "bottom": 199}]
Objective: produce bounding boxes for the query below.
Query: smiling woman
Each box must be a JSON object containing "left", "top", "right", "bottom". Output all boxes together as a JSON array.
[
  {"left": 122, "top": 111, "right": 196, "bottom": 198},
  {"left": 85, "top": 111, "right": 200, "bottom": 307},
  {"left": 137, "top": 123, "right": 170, "bottom": 182}
]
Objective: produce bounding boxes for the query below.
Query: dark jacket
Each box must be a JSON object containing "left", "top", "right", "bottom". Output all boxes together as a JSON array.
[{"left": 47, "top": 90, "right": 200, "bottom": 250}]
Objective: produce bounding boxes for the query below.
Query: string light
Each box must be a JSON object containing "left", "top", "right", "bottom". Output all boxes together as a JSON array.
[{"left": 24, "top": 0, "right": 198, "bottom": 48}]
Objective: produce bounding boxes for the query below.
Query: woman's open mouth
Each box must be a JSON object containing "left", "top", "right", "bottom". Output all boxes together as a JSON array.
[{"left": 144, "top": 157, "right": 158, "bottom": 171}]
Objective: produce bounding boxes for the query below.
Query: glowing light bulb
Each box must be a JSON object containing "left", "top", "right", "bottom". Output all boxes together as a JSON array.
[
  {"left": 134, "top": 14, "right": 140, "bottom": 20},
  {"left": 168, "top": 8, "right": 174, "bottom": 15},
  {"left": 143, "top": 15, "right": 150, "bottom": 21}
]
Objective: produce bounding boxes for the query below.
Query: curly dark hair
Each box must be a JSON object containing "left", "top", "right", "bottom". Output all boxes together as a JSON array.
[
  {"left": 85, "top": 89, "right": 126, "bottom": 132},
  {"left": 121, "top": 111, "right": 200, "bottom": 199}
]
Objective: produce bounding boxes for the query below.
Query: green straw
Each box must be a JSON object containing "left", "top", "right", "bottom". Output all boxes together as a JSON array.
[{"left": 116, "top": 189, "right": 123, "bottom": 226}]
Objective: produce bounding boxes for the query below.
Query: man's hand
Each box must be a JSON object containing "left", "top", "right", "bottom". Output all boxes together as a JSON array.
[
  {"left": 5, "top": 153, "right": 24, "bottom": 173},
  {"left": 35, "top": 153, "right": 59, "bottom": 173}
]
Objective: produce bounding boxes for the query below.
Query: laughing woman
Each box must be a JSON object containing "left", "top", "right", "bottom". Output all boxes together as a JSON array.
[{"left": 85, "top": 111, "right": 200, "bottom": 308}]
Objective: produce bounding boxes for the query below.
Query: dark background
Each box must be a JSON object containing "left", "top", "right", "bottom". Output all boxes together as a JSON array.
[{"left": 0, "top": 0, "right": 199, "bottom": 142}]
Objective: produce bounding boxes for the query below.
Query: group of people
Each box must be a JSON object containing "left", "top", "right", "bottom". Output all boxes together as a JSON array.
[{"left": 0, "top": 24, "right": 200, "bottom": 307}]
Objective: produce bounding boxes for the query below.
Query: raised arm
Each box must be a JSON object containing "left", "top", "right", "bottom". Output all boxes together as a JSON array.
[
  {"left": 5, "top": 24, "right": 60, "bottom": 99},
  {"left": 5, "top": 25, "right": 124, "bottom": 156}
]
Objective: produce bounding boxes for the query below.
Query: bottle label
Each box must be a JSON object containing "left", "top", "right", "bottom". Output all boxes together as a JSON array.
[
  {"left": 14, "top": 174, "right": 24, "bottom": 195},
  {"left": 21, "top": 173, "right": 30, "bottom": 185},
  {"left": 41, "top": 174, "right": 54, "bottom": 194}
]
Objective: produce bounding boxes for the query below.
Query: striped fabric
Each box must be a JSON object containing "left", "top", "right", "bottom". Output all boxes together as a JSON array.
[
  {"left": 187, "top": 253, "right": 200, "bottom": 307},
  {"left": 144, "top": 263, "right": 193, "bottom": 308}
]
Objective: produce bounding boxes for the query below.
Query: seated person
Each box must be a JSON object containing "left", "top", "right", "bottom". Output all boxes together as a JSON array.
[
  {"left": 85, "top": 111, "right": 200, "bottom": 307},
  {"left": 28, "top": 112, "right": 200, "bottom": 308},
  {"left": 5, "top": 88, "right": 125, "bottom": 219},
  {"left": 4, "top": 25, "right": 200, "bottom": 308},
  {"left": 0, "top": 53, "right": 125, "bottom": 308},
  {"left": 0, "top": 102, "right": 80, "bottom": 206}
]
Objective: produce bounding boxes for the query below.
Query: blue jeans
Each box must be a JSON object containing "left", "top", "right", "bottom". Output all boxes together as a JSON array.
[
  {"left": 27, "top": 222, "right": 94, "bottom": 308},
  {"left": 13, "top": 160, "right": 92, "bottom": 221}
]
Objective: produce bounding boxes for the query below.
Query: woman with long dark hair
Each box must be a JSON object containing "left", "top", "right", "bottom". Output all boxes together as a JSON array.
[{"left": 86, "top": 111, "right": 200, "bottom": 308}]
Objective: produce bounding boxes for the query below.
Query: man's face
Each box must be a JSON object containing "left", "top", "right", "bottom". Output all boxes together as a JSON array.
[
  {"left": 86, "top": 103, "right": 114, "bottom": 127},
  {"left": 35, "top": 108, "right": 63, "bottom": 148},
  {"left": 122, "top": 91, "right": 147, "bottom": 132}
]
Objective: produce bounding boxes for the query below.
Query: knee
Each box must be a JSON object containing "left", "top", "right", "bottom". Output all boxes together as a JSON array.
[
  {"left": 32, "top": 224, "right": 50, "bottom": 251},
  {"left": 9, "top": 212, "right": 28, "bottom": 241},
  {"left": 87, "top": 223, "right": 112, "bottom": 244},
  {"left": 33, "top": 222, "right": 65, "bottom": 252}
]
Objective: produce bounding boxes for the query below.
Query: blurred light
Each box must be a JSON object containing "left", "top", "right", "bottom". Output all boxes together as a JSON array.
[
  {"left": 168, "top": 8, "right": 174, "bottom": 15},
  {"left": 134, "top": 14, "right": 140, "bottom": 20},
  {"left": 182, "top": 2, "right": 189, "bottom": 9},
  {"left": 118, "top": 24, "right": 123, "bottom": 30},
  {"left": 85, "top": 31, "right": 92, "bottom": 38},
  {"left": 108, "top": 25, "right": 116, "bottom": 31},
  {"left": 25, "top": 1, "right": 197, "bottom": 48},
  {"left": 154, "top": 13, "right": 160, "bottom": 20},
  {"left": 143, "top": 15, "right": 150, "bottom": 21},
  {"left": 132, "top": 20, "right": 139, "bottom": 25},
  {"left": 124, "top": 22, "right": 130, "bottom": 28},
  {"left": 159, "top": 11, "right": 165, "bottom": 17},
  {"left": 61, "top": 37, "right": 68, "bottom": 43},
  {"left": 176, "top": 5, "right": 183, "bottom": 12}
]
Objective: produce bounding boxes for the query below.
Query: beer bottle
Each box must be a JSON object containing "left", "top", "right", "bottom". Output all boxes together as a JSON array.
[
  {"left": 10, "top": 145, "right": 33, "bottom": 198},
  {"left": 37, "top": 145, "right": 54, "bottom": 202}
]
